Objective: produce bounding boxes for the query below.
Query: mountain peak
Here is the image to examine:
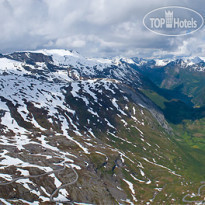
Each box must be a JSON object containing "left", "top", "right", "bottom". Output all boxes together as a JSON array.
[{"left": 30, "top": 48, "right": 80, "bottom": 57}]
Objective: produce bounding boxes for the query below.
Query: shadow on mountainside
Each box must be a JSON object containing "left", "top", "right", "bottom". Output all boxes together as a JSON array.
[{"left": 163, "top": 100, "right": 205, "bottom": 124}]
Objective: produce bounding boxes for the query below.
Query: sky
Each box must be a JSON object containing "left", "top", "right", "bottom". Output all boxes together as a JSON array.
[{"left": 0, "top": 0, "right": 205, "bottom": 58}]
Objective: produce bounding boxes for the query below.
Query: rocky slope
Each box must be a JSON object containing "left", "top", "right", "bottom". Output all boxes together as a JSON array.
[{"left": 0, "top": 49, "right": 203, "bottom": 204}]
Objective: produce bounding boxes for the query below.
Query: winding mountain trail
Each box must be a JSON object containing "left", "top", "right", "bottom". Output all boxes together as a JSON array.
[
  {"left": 182, "top": 181, "right": 205, "bottom": 204},
  {"left": 0, "top": 163, "right": 78, "bottom": 203},
  {"left": 50, "top": 164, "right": 79, "bottom": 203},
  {"left": 0, "top": 163, "right": 67, "bottom": 186}
]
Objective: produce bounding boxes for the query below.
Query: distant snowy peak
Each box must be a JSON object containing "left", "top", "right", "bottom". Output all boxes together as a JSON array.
[
  {"left": 34, "top": 49, "right": 80, "bottom": 57},
  {"left": 131, "top": 57, "right": 171, "bottom": 68},
  {"left": 131, "top": 55, "right": 205, "bottom": 71},
  {"left": 174, "top": 56, "right": 204, "bottom": 65},
  {"left": 2, "top": 49, "right": 205, "bottom": 75},
  {"left": 32, "top": 49, "right": 135, "bottom": 70},
  {"left": 154, "top": 59, "right": 171, "bottom": 67},
  {"left": 189, "top": 56, "right": 203, "bottom": 64},
  {"left": 164, "top": 57, "right": 205, "bottom": 71}
]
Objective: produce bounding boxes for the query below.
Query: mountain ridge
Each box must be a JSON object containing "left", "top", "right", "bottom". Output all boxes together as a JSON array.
[{"left": 0, "top": 49, "right": 204, "bottom": 204}]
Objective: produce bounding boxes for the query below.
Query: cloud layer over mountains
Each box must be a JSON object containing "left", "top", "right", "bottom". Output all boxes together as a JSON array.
[{"left": 0, "top": 0, "right": 205, "bottom": 58}]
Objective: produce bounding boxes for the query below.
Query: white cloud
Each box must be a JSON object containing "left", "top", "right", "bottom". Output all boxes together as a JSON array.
[{"left": 0, "top": 0, "right": 205, "bottom": 57}]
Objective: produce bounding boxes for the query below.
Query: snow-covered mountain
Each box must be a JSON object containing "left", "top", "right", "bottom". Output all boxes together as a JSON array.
[
  {"left": 0, "top": 49, "right": 200, "bottom": 204},
  {"left": 132, "top": 55, "right": 205, "bottom": 71}
]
